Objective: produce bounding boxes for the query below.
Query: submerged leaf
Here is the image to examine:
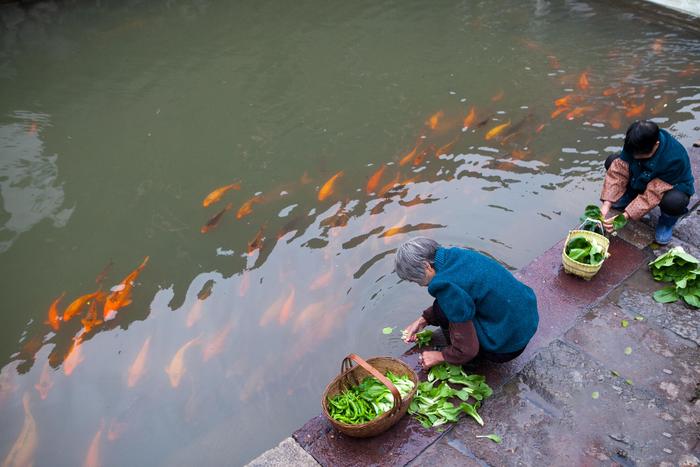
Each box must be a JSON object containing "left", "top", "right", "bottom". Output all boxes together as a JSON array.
[
  {"left": 591, "top": 391, "right": 600, "bottom": 399},
  {"left": 620, "top": 319, "right": 629, "bottom": 328},
  {"left": 382, "top": 327, "right": 394, "bottom": 335},
  {"left": 634, "top": 316, "right": 644, "bottom": 321},
  {"left": 624, "top": 347, "right": 632, "bottom": 355}
]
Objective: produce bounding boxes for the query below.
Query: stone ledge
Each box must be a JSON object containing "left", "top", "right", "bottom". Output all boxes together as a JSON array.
[{"left": 246, "top": 437, "right": 320, "bottom": 467}]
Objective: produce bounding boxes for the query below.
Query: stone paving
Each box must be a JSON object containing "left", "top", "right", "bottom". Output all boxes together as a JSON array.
[{"left": 247, "top": 147, "right": 700, "bottom": 466}]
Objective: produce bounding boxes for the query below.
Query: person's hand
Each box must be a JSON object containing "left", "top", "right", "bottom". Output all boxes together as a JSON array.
[
  {"left": 602, "top": 216, "right": 615, "bottom": 233},
  {"left": 600, "top": 201, "right": 612, "bottom": 219},
  {"left": 403, "top": 316, "right": 427, "bottom": 343},
  {"left": 419, "top": 350, "right": 444, "bottom": 370}
]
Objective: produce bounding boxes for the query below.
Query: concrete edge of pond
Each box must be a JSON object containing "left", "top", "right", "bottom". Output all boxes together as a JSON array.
[
  {"left": 641, "top": 0, "right": 700, "bottom": 18},
  {"left": 246, "top": 146, "right": 699, "bottom": 466}
]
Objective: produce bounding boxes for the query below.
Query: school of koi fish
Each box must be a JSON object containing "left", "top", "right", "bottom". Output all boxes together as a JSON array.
[{"left": 2, "top": 34, "right": 699, "bottom": 467}]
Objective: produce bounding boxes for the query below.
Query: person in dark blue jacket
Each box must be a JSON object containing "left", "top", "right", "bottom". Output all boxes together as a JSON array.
[{"left": 397, "top": 237, "right": 539, "bottom": 370}]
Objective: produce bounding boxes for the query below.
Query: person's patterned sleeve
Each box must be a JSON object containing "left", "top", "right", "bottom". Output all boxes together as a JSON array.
[
  {"left": 624, "top": 178, "right": 674, "bottom": 220},
  {"left": 601, "top": 157, "right": 629, "bottom": 203}
]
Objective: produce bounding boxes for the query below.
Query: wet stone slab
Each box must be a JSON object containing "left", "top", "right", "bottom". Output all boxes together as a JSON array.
[
  {"left": 564, "top": 303, "right": 700, "bottom": 421},
  {"left": 675, "top": 208, "right": 700, "bottom": 249},
  {"left": 434, "top": 340, "right": 699, "bottom": 466},
  {"left": 246, "top": 438, "right": 320, "bottom": 467},
  {"left": 608, "top": 268, "right": 700, "bottom": 346}
]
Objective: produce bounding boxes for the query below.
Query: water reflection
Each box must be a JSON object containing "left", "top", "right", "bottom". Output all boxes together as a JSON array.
[{"left": 0, "top": 112, "right": 73, "bottom": 253}]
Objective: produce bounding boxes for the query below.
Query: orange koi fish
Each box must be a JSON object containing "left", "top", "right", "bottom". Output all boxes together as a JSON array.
[
  {"left": 165, "top": 337, "right": 199, "bottom": 388},
  {"left": 435, "top": 137, "right": 459, "bottom": 157},
  {"left": 462, "top": 107, "right": 477, "bottom": 129},
  {"left": 202, "top": 321, "right": 234, "bottom": 362},
  {"left": 578, "top": 71, "right": 590, "bottom": 90},
  {"left": 202, "top": 183, "right": 241, "bottom": 207},
  {"left": 200, "top": 202, "right": 233, "bottom": 234},
  {"left": 625, "top": 102, "right": 646, "bottom": 118},
  {"left": 554, "top": 94, "right": 576, "bottom": 108},
  {"left": 46, "top": 292, "right": 65, "bottom": 331},
  {"left": 277, "top": 288, "right": 295, "bottom": 325},
  {"left": 535, "top": 123, "right": 546, "bottom": 133},
  {"left": 427, "top": 111, "right": 444, "bottom": 130},
  {"left": 103, "top": 257, "right": 149, "bottom": 320},
  {"left": 399, "top": 144, "right": 419, "bottom": 166},
  {"left": 377, "top": 173, "right": 401, "bottom": 197},
  {"left": 64, "top": 340, "right": 84, "bottom": 376},
  {"left": 236, "top": 196, "right": 259, "bottom": 219},
  {"left": 366, "top": 165, "right": 386, "bottom": 194},
  {"left": 310, "top": 267, "right": 334, "bottom": 291},
  {"left": 127, "top": 337, "right": 151, "bottom": 388},
  {"left": 186, "top": 300, "right": 204, "bottom": 327},
  {"left": 107, "top": 420, "right": 127, "bottom": 442},
  {"left": 491, "top": 90, "right": 505, "bottom": 102},
  {"left": 566, "top": 106, "right": 594, "bottom": 120},
  {"left": 652, "top": 38, "right": 664, "bottom": 53},
  {"left": 412, "top": 147, "right": 430, "bottom": 166},
  {"left": 609, "top": 111, "right": 623, "bottom": 130},
  {"left": 81, "top": 299, "right": 104, "bottom": 334},
  {"left": 2, "top": 393, "right": 37, "bottom": 467},
  {"left": 511, "top": 149, "right": 530, "bottom": 160},
  {"left": 485, "top": 121, "right": 511, "bottom": 140},
  {"left": 259, "top": 295, "right": 285, "bottom": 327},
  {"left": 83, "top": 420, "right": 104, "bottom": 467},
  {"left": 602, "top": 87, "right": 619, "bottom": 97},
  {"left": 34, "top": 361, "right": 54, "bottom": 400},
  {"left": 550, "top": 107, "right": 568, "bottom": 119},
  {"left": 318, "top": 171, "right": 343, "bottom": 201},
  {"left": 247, "top": 227, "right": 264, "bottom": 255},
  {"left": 63, "top": 291, "right": 102, "bottom": 322}
]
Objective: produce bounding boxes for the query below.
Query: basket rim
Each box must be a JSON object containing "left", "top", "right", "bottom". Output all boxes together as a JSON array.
[{"left": 321, "top": 356, "right": 418, "bottom": 428}]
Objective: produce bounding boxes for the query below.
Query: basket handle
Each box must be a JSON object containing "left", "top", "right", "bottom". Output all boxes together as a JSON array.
[
  {"left": 341, "top": 354, "right": 402, "bottom": 417},
  {"left": 578, "top": 218, "right": 605, "bottom": 234}
]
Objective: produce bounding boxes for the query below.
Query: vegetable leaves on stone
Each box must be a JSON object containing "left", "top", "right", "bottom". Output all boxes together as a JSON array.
[{"left": 648, "top": 246, "right": 700, "bottom": 308}]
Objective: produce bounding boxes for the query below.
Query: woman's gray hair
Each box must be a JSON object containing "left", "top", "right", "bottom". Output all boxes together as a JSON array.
[{"left": 395, "top": 237, "right": 440, "bottom": 284}]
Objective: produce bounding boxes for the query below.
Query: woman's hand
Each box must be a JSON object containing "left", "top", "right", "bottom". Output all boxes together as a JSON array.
[
  {"left": 403, "top": 316, "right": 427, "bottom": 343},
  {"left": 600, "top": 201, "right": 612, "bottom": 219},
  {"left": 603, "top": 211, "right": 628, "bottom": 233},
  {"left": 419, "top": 350, "right": 444, "bottom": 370}
]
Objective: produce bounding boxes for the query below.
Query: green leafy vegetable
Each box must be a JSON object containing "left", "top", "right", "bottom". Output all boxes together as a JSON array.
[
  {"left": 382, "top": 327, "right": 394, "bottom": 335},
  {"left": 581, "top": 205, "right": 603, "bottom": 222},
  {"left": 648, "top": 247, "right": 700, "bottom": 308},
  {"left": 620, "top": 319, "right": 629, "bottom": 328},
  {"left": 408, "top": 363, "right": 492, "bottom": 429},
  {"left": 624, "top": 346, "right": 632, "bottom": 355},
  {"left": 634, "top": 316, "right": 644, "bottom": 321},
  {"left": 625, "top": 379, "right": 633, "bottom": 386},
  {"left": 565, "top": 236, "right": 605, "bottom": 265},
  {"left": 611, "top": 370, "right": 620, "bottom": 377},
  {"left": 327, "top": 371, "right": 414, "bottom": 424},
  {"left": 476, "top": 434, "right": 502, "bottom": 443},
  {"left": 612, "top": 214, "right": 628, "bottom": 231},
  {"left": 591, "top": 391, "right": 600, "bottom": 399},
  {"left": 415, "top": 329, "right": 433, "bottom": 348}
]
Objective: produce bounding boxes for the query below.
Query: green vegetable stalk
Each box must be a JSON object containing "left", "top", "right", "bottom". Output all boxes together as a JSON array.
[
  {"left": 327, "top": 371, "right": 414, "bottom": 424},
  {"left": 415, "top": 329, "right": 433, "bottom": 348}
]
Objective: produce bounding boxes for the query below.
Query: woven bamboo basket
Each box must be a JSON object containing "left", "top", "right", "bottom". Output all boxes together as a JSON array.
[
  {"left": 562, "top": 228, "right": 610, "bottom": 280},
  {"left": 321, "top": 354, "right": 418, "bottom": 438}
]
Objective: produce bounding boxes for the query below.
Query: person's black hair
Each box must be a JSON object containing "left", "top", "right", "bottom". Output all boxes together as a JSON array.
[{"left": 623, "top": 120, "right": 660, "bottom": 156}]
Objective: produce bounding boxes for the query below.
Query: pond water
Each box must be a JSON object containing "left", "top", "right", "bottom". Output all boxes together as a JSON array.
[{"left": 0, "top": 0, "right": 699, "bottom": 465}]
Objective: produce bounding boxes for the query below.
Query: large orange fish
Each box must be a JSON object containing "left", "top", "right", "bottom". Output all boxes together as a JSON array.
[
  {"left": 435, "top": 137, "right": 459, "bottom": 157},
  {"left": 318, "top": 171, "right": 343, "bottom": 201},
  {"left": 602, "top": 87, "right": 619, "bottom": 97},
  {"left": 550, "top": 107, "right": 568, "bottom": 119},
  {"left": 462, "top": 107, "right": 477, "bottom": 129},
  {"left": 625, "top": 102, "right": 646, "bottom": 118},
  {"left": 165, "top": 337, "right": 199, "bottom": 388},
  {"left": 377, "top": 173, "right": 401, "bottom": 197},
  {"left": 310, "top": 267, "right": 334, "bottom": 291},
  {"left": 202, "top": 183, "right": 241, "bottom": 207},
  {"left": 83, "top": 420, "right": 104, "bottom": 467},
  {"left": 277, "top": 288, "right": 295, "bottom": 325},
  {"left": 64, "top": 291, "right": 102, "bottom": 322},
  {"left": 202, "top": 321, "right": 234, "bottom": 362},
  {"left": 2, "top": 393, "right": 37, "bottom": 467},
  {"left": 64, "top": 340, "right": 84, "bottom": 376},
  {"left": 34, "top": 361, "right": 54, "bottom": 400},
  {"left": 399, "top": 144, "right": 419, "bottom": 166},
  {"left": 127, "top": 337, "right": 151, "bottom": 388},
  {"left": 46, "top": 292, "right": 65, "bottom": 331},
  {"left": 236, "top": 196, "right": 260, "bottom": 219},
  {"left": 103, "top": 257, "right": 149, "bottom": 320},
  {"left": 566, "top": 106, "right": 594, "bottom": 120},
  {"left": 427, "top": 111, "right": 444, "bottom": 130},
  {"left": 247, "top": 227, "right": 265, "bottom": 255},
  {"left": 81, "top": 299, "right": 104, "bottom": 334},
  {"left": 412, "top": 147, "right": 430, "bottom": 166},
  {"left": 366, "top": 165, "right": 386, "bottom": 194},
  {"left": 578, "top": 71, "right": 590, "bottom": 90},
  {"left": 200, "top": 203, "right": 233, "bottom": 234},
  {"left": 485, "top": 121, "right": 511, "bottom": 140}
]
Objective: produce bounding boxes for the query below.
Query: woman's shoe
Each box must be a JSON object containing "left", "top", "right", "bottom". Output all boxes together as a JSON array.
[{"left": 655, "top": 213, "right": 680, "bottom": 245}]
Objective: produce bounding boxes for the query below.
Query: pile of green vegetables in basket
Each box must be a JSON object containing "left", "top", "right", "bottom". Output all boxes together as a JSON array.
[
  {"left": 565, "top": 236, "right": 606, "bottom": 265},
  {"left": 327, "top": 363, "right": 493, "bottom": 429},
  {"left": 649, "top": 246, "right": 700, "bottom": 308},
  {"left": 327, "top": 371, "right": 414, "bottom": 424}
]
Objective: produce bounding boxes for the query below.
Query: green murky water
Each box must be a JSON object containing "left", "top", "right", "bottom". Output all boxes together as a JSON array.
[{"left": 0, "top": 0, "right": 698, "bottom": 465}]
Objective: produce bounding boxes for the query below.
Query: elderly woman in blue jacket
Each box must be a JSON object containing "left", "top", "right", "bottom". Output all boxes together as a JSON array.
[{"left": 397, "top": 237, "right": 539, "bottom": 370}]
